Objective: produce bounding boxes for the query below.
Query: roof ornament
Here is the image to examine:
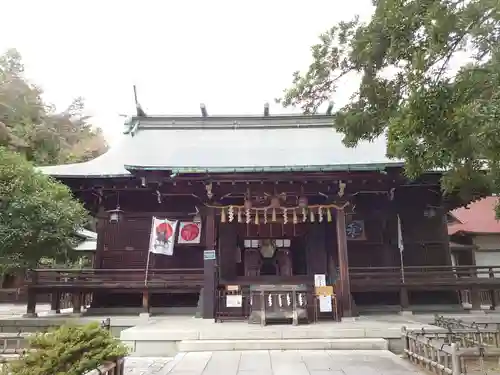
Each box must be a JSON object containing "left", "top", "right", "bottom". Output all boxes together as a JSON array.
[
  {"left": 200, "top": 103, "right": 208, "bottom": 117},
  {"left": 133, "top": 85, "right": 147, "bottom": 117},
  {"left": 264, "top": 102, "right": 270, "bottom": 117},
  {"left": 326, "top": 101, "right": 334, "bottom": 115}
]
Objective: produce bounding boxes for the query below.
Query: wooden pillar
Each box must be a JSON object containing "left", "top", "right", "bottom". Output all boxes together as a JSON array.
[
  {"left": 142, "top": 290, "right": 150, "bottom": 313},
  {"left": 400, "top": 286, "right": 410, "bottom": 310},
  {"left": 72, "top": 292, "right": 82, "bottom": 314},
  {"left": 50, "top": 291, "right": 61, "bottom": 313},
  {"left": 202, "top": 208, "right": 216, "bottom": 319},
  {"left": 336, "top": 209, "right": 353, "bottom": 318},
  {"left": 24, "top": 270, "right": 38, "bottom": 317},
  {"left": 489, "top": 268, "right": 498, "bottom": 310},
  {"left": 440, "top": 209, "right": 453, "bottom": 266},
  {"left": 25, "top": 289, "right": 37, "bottom": 317}
]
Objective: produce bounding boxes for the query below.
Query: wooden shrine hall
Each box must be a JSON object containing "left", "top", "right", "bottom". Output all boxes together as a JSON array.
[{"left": 28, "top": 109, "right": 494, "bottom": 322}]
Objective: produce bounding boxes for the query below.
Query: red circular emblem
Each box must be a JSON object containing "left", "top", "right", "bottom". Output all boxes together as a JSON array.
[
  {"left": 180, "top": 223, "right": 200, "bottom": 242},
  {"left": 156, "top": 222, "right": 174, "bottom": 239}
]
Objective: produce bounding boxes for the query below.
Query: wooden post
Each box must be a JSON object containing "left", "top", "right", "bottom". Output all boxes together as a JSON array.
[
  {"left": 25, "top": 289, "right": 37, "bottom": 317},
  {"left": 202, "top": 208, "right": 216, "bottom": 319},
  {"left": 72, "top": 292, "right": 82, "bottom": 314},
  {"left": 50, "top": 291, "right": 61, "bottom": 313},
  {"left": 142, "top": 290, "right": 150, "bottom": 313},
  {"left": 470, "top": 286, "right": 481, "bottom": 310},
  {"left": 336, "top": 208, "right": 353, "bottom": 318},
  {"left": 400, "top": 286, "right": 410, "bottom": 311},
  {"left": 489, "top": 268, "right": 497, "bottom": 310},
  {"left": 24, "top": 270, "right": 38, "bottom": 317}
]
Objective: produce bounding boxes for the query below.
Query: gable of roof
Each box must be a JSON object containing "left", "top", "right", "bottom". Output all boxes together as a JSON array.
[
  {"left": 448, "top": 196, "right": 500, "bottom": 235},
  {"left": 38, "top": 114, "right": 402, "bottom": 178}
]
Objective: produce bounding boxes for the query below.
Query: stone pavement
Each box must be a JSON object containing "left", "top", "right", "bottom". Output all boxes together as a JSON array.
[{"left": 124, "top": 350, "right": 423, "bottom": 375}]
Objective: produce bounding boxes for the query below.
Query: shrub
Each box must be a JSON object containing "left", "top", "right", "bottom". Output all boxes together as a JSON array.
[{"left": 5, "top": 322, "right": 128, "bottom": 375}]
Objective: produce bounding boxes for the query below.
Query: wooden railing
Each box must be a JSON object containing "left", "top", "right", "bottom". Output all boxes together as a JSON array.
[
  {"left": 88, "top": 358, "right": 125, "bottom": 375},
  {"left": 402, "top": 323, "right": 500, "bottom": 375},
  {"left": 25, "top": 268, "right": 204, "bottom": 290},
  {"left": 350, "top": 265, "right": 500, "bottom": 290}
]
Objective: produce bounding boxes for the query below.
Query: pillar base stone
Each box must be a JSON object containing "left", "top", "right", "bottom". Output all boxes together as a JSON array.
[
  {"left": 139, "top": 312, "right": 151, "bottom": 321},
  {"left": 399, "top": 310, "right": 414, "bottom": 316},
  {"left": 469, "top": 309, "right": 486, "bottom": 314},
  {"left": 341, "top": 317, "right": 358, "bottom": 322}
]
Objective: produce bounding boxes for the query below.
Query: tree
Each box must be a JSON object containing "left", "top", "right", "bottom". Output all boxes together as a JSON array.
[
  {"left": 5, "top": 322, "right": 128, "bottom": 375},
  {"left": 0, "top": 48, "right": 108, "bottom": 166},
  {"left": 278, "top": 0, "right": 500, "bottom": 205},
  {"left": 0, "top": 147, "right": 88, "bottom": 273}
]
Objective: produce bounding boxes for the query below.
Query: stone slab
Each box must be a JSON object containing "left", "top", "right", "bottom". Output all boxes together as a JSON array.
[
  {"left": 177, "top": 338, "right": 388, "bottom": 352},
  {"left": 132, "top": 350, "right": 423, "bottom": 375}
]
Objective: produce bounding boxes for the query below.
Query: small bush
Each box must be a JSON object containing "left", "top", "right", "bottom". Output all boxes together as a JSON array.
[{"left": 5, "top": 322, "right": 128, "bottom": 375}]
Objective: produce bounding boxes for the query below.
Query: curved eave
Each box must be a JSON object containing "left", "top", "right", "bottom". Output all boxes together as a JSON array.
[
  {"left": 48, "top": 172, "right": 132, "bottom": 179},
  {"left": 124, "top": 162, "right": 405, "bottom": 174}
]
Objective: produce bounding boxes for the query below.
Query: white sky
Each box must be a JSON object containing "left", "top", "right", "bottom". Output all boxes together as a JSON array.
[{"left": 1, "top": 0, "right": 374, "bottom": 145}]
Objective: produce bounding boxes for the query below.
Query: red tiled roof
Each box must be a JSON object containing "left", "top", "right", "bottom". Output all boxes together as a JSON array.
[{"left": 448, "top": 196, "right": 500, "bottom": 235}]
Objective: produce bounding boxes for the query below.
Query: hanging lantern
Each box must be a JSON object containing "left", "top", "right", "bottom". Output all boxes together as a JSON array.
[
  {"left": 237, "top": 207, "right": 243, "bottom": 223},
  {"left": 107, "top": 206, "right": 124, "bottom": 224},
  {"left": 298, "top": 196, "right": 308, "bottom": 208},
  {"left": 254, "top": 210, "right": 259, "bottom": 225},
  {"left": 263, "top": 208, "right": 268, "bottom": 224},
  {"left": 310, "top": 210, "right": 315, "bottom": 222},
  {"left": 283, "top": 208, "right": 288, "bottom": 224},
  {"left": 221, "top": 208, "right": 227, "bottom": 223},
  {"left": 326, "top": 208, "right": 333, "bottom": 222},
  {"left": 302, "top": 207, "right": 307, "bottom": 222},
  {"left": 293, "top": 209, "right": 298, "bottom": 224}
]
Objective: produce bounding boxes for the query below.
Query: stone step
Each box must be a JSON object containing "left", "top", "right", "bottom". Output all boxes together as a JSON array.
[{"left": 177, "top": 338, "right": 388, "bottom": 352}]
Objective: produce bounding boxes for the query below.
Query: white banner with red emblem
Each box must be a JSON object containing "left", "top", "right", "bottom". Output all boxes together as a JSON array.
[
  {"left": 177, "top": 221, "right": 202, "bottom": 244},
  {"left": 149, "top": 217, "right": 178, "bottom": 256}
]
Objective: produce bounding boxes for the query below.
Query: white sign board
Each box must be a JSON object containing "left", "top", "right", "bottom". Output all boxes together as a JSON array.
[
  {"left": 203, "top": 250, "right": 216, "bottom": 260},
  {"left": 319, "top": 295, "right": 333, "bottom": 312},
  {"left": 226, "top": 295, "right": 243, "bottom": 308},
  {"left": 314, "top": 274, "right": 326, "bottom": 287}
]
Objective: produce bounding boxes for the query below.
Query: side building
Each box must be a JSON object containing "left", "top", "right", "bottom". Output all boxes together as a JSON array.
[{"left": 29, "top": 113, "right": 475, "bottom": 320}]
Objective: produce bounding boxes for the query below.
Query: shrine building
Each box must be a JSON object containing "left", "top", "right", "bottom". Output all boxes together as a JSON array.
[{"left": 28, "top": 109, "right": 480, "bottom": 322}]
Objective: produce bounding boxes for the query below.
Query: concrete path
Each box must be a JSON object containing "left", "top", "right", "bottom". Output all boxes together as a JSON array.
[{"left": 124, "top": 350, "right": 422, "bottom": 375}]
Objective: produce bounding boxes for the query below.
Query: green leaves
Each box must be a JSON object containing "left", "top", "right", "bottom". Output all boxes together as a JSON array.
[
  {"left": 279, "top": 0, "right": 500, "bottom": 204},
  {"left": 0, "top": 147, "right": 88, "bottom": 271},
  {"left": 0, "top": 48, "right": 108, "bottom": 166},
  {"left": 5, "top": 322, "right": 129, "bottom": 375}
]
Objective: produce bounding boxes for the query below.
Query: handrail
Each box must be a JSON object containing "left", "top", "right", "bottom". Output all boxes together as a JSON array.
[
  {"left": 26, "top": 268, "right": 204, "bottom": 288},
  {"left": 31, "top": 268, "right": 203, "bottom": 273}
]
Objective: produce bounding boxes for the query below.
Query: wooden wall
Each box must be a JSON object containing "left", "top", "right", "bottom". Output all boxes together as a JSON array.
[
  {"left": 96, "top": 196, "right": 206, "bottom": 270},
  {"left": 94, "top": 185, "right": 450, "bottom": 272}
]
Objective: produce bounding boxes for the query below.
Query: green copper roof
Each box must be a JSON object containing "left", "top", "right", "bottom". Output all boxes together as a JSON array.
[{"left": 39, "top": 114, "right": 402, "bottom": 178}]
